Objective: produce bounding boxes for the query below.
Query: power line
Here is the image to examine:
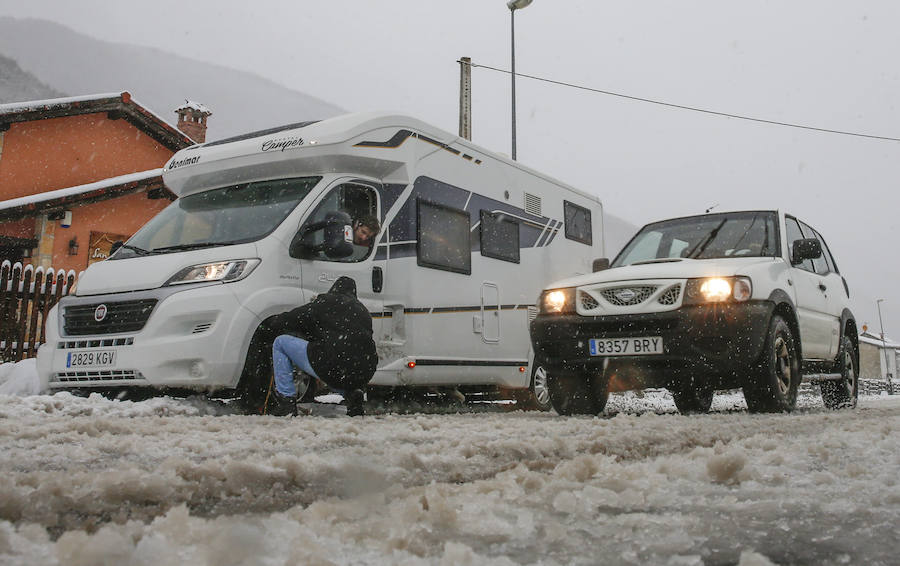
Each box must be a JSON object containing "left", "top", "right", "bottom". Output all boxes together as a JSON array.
[{"left": 463, "top": 60, "right": 900, "bottom": 143}]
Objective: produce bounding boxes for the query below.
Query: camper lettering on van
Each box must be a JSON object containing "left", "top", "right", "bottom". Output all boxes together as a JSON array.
[{"left": 36, "top": 113, "right": 604, "bottom": 415}]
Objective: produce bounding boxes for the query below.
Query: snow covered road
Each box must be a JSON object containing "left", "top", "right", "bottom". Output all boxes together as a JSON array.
[{"left": 1, "top": 389, "right": 899, "bottom": 565}]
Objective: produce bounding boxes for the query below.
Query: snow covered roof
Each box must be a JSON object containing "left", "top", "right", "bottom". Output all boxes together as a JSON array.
[
  {"left": 0, "top": 169, "right": 168, "bottom": 221},
  {"left": 859, "top": 330, "right": 900, "bottom": 349},
  {"left": 0, "top": 91, "right": 193, "bottom": 151},
  {"left": 176, "top": 100, "right": 212, "bottom": 115}
]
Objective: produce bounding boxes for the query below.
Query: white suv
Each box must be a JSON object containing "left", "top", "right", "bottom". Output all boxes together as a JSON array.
[{"left": 530, "top": 210, "right": 859, "bottom": 414}]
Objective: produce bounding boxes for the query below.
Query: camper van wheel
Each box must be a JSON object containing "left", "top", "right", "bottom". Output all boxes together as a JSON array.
[
  {"left": 548, "top": 371, "right": 608, "bottom": 416},
  {"left": 515, "top": 364, "right": 553, "bottom": 411},
  {"left": 237, "top": 330, "right": 276, "bottom": 414}
]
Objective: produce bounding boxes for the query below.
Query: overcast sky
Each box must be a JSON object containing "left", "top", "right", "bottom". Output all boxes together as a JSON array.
[{"left": 2, "top": 0, "right": 899, "bottom": 332}]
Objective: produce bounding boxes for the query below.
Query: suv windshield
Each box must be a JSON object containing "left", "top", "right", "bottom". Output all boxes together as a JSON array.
[
  {"left": 113, "top": 176, "right": 321, "bottom": 258},
  {"left": 612, "top": 211, "right": 779, "bottom": 267}
]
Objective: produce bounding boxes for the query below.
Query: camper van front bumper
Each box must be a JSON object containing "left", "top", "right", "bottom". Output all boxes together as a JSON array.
[{"left": 43, "top": 284, "right": 254, "bottom": 390}]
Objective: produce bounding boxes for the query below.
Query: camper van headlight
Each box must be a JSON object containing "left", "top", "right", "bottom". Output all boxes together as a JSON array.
[
  {"left": 165, "top": 259, "right": 261, "bottom": 286},
  {"left": 539, "top": 288, "right": 575, "bottom": 314}
]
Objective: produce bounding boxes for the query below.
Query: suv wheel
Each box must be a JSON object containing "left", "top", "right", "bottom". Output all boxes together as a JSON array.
[
  {"left": 743, "top": 314, "right": 800, "bottom": 413},
  {"left": 671, "top": 385, "right": 714, "bottom": 414},
  {"left": 820, "top": 335, "right": 858, "bottom": 409},
  {"left": 548, "top": 371, "right": 608, "bottom": 415}
]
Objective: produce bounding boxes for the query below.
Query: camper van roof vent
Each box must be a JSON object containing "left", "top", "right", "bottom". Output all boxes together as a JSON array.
[{"left": 524, "top": 192, "right": 541, "bottom": 216}]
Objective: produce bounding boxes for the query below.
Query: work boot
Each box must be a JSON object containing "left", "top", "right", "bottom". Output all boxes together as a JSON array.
[
  {"left": 345, "top": 388, "right": 365, "bottom": 417},
  {"left": 270, "top": 391, "right": 298, "bottom": 417}
]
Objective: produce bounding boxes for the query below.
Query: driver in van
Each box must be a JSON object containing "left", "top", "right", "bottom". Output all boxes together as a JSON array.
[
  {"left": 267, "top": 276, "right": 378, "bottom": 417},
  {"left": 345, "top": 214, "right": 381, "bottom": 262}
]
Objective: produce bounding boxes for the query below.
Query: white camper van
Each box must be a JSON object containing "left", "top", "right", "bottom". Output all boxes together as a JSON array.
[{"left": 36, "top": 113, "right": 604, "bottom": 411}]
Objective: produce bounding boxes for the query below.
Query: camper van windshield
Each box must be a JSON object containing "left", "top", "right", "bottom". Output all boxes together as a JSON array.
[
  {"left": 611, "top": 211, "right": 779, "bottom": 267},
  {"left": 113, "top": 176, "right": 321, "bottom": 258}
]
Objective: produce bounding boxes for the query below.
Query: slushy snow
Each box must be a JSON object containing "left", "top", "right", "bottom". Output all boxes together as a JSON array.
[{"left": 1, "top": 360, "right": 898, "bottom": 565}]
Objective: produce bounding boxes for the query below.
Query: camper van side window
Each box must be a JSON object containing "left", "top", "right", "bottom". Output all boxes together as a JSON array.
[
  {"left": 302, "top": 183, "right": 379, "bottom": 262},
  {"left": 417, "top": 199, "right": 471, "bottom": 275},
  {"left": 564, "top": 201, "right": 592, "bottom": 245},
  {"left": 480, "top": 210, "right": 520, "bottom": 264}
]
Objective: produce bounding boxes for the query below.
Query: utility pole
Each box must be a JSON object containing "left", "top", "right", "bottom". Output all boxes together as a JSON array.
[
  {"left": 507, "top": 0, "right": 533, "bottom": 161},
  {"left": 458, "top": 57, "right": 472, "bottom": 141},
  {"left": 877, "top": 299, "right": 894, "bottom": 394}
]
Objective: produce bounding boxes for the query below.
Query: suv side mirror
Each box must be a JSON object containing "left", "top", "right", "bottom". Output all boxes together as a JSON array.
[
  {"left": 592, "top": 258, "right": 610, "bottom": 272},
  {"left": 791, "top": 238, "right": 822, "bottom": 265},
  {"left": 290, "top": 211, "right": 354, "bottom": 259}
]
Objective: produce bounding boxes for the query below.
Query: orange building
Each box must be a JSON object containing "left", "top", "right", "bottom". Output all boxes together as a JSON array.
[{"left": 0, "top": 92, "right": 207, "bottom": 273}]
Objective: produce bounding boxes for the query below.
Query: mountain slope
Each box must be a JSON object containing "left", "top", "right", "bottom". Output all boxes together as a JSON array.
[
  {"left": 0, "top": 17, "right": 343, "bottom": 140},
  {"left": 0, "top": 53, "right": 65, "bottom": 103}
]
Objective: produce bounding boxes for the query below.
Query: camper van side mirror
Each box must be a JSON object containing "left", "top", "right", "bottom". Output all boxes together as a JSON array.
[
  {"left": 289, "top": 211, "right": 355, "bottom": 259},
  {"left": 592, "top": 258, "right": 610, "bottom": 272}
]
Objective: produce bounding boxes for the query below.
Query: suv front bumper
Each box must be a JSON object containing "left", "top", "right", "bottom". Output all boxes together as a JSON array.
[{"left": 530, "top": 301, "right": 774, "bottom": 388}]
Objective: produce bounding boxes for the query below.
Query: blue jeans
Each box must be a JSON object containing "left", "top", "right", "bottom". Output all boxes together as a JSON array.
[{"left": 272, "top": 335, "right": 319, "bottom": 397}]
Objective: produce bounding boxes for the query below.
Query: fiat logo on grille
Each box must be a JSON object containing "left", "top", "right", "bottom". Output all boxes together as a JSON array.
[
  {"left": 94, "top": 304, "right": 108, "bottom": 322},
  {"left": 615, "top": 288, "right": 637, "bottom": 303}
]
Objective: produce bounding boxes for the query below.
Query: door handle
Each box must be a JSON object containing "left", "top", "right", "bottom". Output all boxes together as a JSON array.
[
  {"left": 372, "top": 266, "right": 383, "bottom": 293},
  {"left": 818, "top": 283, "right": 827, "bottom": 292}
]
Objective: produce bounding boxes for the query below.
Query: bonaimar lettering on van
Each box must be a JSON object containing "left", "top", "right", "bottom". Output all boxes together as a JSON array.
[
  {"left": 167, "top": 155, "right": 201, "bottom": 170},
  {"left": 261, "top": 136, "right": 304, "bottom": 152}
]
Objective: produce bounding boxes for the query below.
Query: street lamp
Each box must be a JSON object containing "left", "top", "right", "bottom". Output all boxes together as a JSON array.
[
  {"left": 508, "top": 0, "right": 533, "bottom": 161},
  {"left": 876, "top": 299, "right": 894, "bottom": 394}
]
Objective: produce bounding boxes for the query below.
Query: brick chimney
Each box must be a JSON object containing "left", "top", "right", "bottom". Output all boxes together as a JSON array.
[{"left": 175, "top": 100, "right": 212, "bottom": 143}]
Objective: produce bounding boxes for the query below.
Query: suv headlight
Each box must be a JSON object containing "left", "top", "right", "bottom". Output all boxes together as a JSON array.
[
  {"left": 539, "top": 288, "right": 576, "bottom": 314},
  {"left": 684, "top": 276, "right": 752, "bottom": 303},
  {"left": 165, "top": 259, "right": 261, "bottom": 286}
]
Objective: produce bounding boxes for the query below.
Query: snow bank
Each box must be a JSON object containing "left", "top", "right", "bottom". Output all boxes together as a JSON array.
[{"left": 0, "top": 359, "right": 41, "bottom": 396}]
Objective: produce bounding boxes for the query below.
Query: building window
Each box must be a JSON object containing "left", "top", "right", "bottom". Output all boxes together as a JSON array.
[
  {"left": 417, "top": 199, "right": 471, "bottom": 275},
  {"left": 480, "top": 210, "right": 520, "bottom": 264},
  {"left": 564, "top": 200, "right": 592, "bottom": 245}
]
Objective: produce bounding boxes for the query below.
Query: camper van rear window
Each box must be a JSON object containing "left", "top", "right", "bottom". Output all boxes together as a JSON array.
[
  {"left": 480, "top": 210, "right": 520, "bottom": 264},
  {"left": 564, "top": 200, "right": 592, "bottom": 245},
  {"left": 417, "top": 199, "right": 471, "bottom": 275}
]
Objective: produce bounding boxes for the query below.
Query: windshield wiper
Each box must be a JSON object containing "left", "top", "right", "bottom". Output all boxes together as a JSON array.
[
  {"left": 119, "top": 244, "right": 152, "bottom": 256},
  {"left": 151, "top": 241, "right": 244, "bottom": 253},
  {"left": 686, "top": 219, "right": 727, "bottom": 259}
]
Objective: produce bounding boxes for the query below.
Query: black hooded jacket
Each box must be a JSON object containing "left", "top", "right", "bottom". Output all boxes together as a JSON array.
[{"left": 269, "top": 277, "right": 378, "bottom": 389}]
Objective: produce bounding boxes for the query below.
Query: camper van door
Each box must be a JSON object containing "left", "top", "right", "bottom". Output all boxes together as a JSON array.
[{"left": 298, "top": 180, "right": 385, "bottom": 340}]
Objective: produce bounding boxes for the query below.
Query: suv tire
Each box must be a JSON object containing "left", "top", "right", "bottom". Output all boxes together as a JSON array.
[
  {"left": 548, "top": 371, "right": 608, "bottom": 415},
  {"left": 743, "top": 314, "right": 800, "bottom": 413},
  {"left": 820, "top": 335, "right": 858, "bottom": 409}
]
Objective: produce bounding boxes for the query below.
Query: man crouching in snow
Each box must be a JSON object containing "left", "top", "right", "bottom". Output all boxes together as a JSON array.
[{"left": 267, "top": 276, "right": 378, "bottom": 416}]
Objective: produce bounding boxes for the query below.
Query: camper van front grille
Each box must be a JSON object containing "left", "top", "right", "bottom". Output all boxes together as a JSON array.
[
  {"left": 524, "top": 193, "right": 542, "bottom": 216},
  {"left": 63, "top": 299, "right": 158, "bottom": 336},
  {"left": 52, "top": 370, "right": 142, "bottom": 383}
]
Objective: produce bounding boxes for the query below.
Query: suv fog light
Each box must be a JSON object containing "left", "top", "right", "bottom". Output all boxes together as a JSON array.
[
  {"left": 700, "top": 278, "right": 731, "bottom": 301},
  {"left": 189, "top": 361, "right": 205, "bottom": 378}
]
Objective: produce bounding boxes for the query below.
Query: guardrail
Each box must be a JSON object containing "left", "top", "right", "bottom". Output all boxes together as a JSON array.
[{"left": 0, "top": 261, "right": 79, "bottom": 362}]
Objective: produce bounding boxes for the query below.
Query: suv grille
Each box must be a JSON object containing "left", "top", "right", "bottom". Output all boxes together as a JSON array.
[
  {"left": 657, "top": 284, "right": 682, "bottom": 305},
  {"left": 580, "top": 292, "right": 599, "bottom": 310},
  {"left": 600, "top": 286, "right": 657, "bottom": 306},
  {"left": 64, "top": 299, "right": 158, "bottom": 336}
]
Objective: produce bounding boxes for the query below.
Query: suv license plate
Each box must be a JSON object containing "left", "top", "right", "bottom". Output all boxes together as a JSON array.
[
  {"left": 589, "top": 337, "right": 663, "bottom": 356},
  {"left": 66, "top": 350, "right": 117, "bottom": 368}
]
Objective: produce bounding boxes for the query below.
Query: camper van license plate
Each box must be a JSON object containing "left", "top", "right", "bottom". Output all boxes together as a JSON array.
[
  {"left": 589, "top": 337, "right": 663, "bottom": 356},
  {"left": 66, "top": 350, "right": 117, "bottom": 368}
]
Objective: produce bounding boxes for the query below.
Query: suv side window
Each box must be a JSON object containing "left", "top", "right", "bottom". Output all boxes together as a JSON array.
[
  {"left": 799, "top": 220, "right": 829, "bottom": 274},
  {"left": 813, "top": 228, "right": 839, "bottom": 274},
  {"left": 785, "top": 217, "right": 814, "bottom": 272},
  {"left": 302, "top": 183, "right": 379, "bottom": 262}
]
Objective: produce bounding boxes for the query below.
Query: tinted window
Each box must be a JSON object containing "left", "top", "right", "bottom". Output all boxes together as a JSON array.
[
  {"left": 814, "top": 228, "right": 840, "bottom": 274},
  {"left": 417, "top": 199, "right": 471, "bottom": 274},
  {"left": 564, "top": 201, "right": 592, "bottom": 245},
  {"left": 480, "top": 210, "right": 520, "bottom": 264},
  {"left": 785, "top": 217, "right": 814, "bottom": 272},
  {"left": 799, "top": 220, "right": 829, "bottom": 274}
]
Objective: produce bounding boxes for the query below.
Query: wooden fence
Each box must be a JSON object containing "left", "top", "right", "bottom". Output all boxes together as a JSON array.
[{"left": 0, "top": 261, "right": 79, "bottom": 363}]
